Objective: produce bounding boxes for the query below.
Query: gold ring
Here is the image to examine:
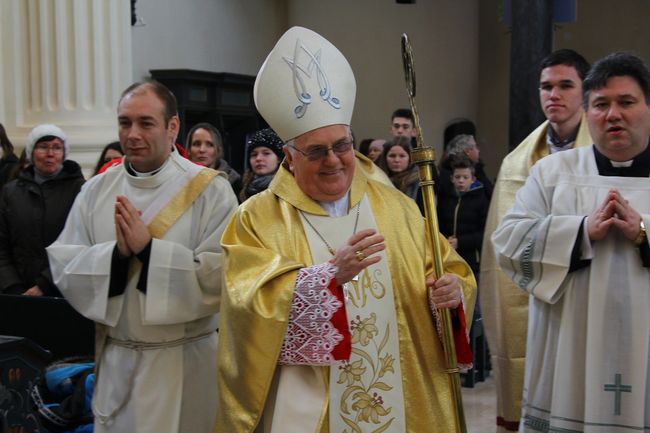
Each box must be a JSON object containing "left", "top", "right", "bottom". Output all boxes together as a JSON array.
[{"left": 355, "top": 250, "right": 366, "bottom": 261}]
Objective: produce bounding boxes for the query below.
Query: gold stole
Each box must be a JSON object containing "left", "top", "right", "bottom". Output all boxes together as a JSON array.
[
  {"left": 301, "top": 195, "right": 406, "bottom": 433},
  {"left": 147, "top": 168, "right": 218, "bottom": 238}
]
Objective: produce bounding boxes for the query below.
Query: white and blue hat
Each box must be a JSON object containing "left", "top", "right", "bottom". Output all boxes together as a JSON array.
[{"left": 254, "top": 26, "right": 356, "bottom": 142}]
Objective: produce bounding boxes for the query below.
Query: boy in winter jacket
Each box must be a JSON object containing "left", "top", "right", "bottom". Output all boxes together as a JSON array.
[{"left": 436, "top": 156, "right": 489, "bottom": 278}]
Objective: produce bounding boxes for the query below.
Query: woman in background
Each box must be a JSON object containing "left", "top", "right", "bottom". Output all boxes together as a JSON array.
[
  {"left": 239, "top": 128, "right": 284, "bottom": 202},
  {"left": 93, "top": 141, "right": 124, "bottom": 175},
  {"left": 0, "top": 124, "right": 84, "bottom": 296},
  {"left": 186, "top": 122, "right": 241, "bottom": 196},
  {"left": 358, "top": 137, "right": 385, "bottom": 162},
  {"left": 377, "top": 136, "right": 421, "bottom": 211}
]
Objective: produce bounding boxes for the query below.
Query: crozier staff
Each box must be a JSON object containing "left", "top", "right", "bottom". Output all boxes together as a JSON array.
[{"left": 215, "top": 26, "right": 476, "bottom": 433}]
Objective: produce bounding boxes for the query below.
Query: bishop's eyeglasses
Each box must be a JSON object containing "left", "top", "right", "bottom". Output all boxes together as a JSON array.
[{"left": 288, "top": 139, "right": 353, "bottom": 161}]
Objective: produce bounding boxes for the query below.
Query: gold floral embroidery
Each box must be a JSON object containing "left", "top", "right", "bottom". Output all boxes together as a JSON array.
[
  {"left": 351, "top": 391, "right": 390, "bottom": 423},
  {"left": 339, "top": 313, "right": 396, "bottom": 432},
  {"left": 337, "top": 359, "right": 366, "bottom": 387},
  {"left": 350, "top": 313, "right": 379, "bottom": 346}
]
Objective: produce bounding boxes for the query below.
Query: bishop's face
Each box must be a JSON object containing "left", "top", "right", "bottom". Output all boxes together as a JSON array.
[{"left": 284, "top": 124, "right": 355, "bottom": 202}]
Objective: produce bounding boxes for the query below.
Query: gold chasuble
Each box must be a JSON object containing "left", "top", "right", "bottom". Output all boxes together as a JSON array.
[
  {"left": 216, "top": 163, "right": 476, "bottom": 433},
  {"left": 479, "top": 116, "right": 592, "bottom": 431}
]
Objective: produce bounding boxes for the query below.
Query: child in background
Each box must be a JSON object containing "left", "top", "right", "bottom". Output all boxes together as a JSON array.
[{"left": 436, "top": 156, "right": 489, "bottom": 278}]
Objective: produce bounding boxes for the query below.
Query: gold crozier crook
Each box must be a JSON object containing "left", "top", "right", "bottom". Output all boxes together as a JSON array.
[{"left": 400, "top": 33, "right": 468, "bottom": 433}]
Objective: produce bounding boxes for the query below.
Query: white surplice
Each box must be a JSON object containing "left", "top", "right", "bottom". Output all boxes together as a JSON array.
[
  {"left": 47, "top": 149, "right": 238, "bottom": 433},
  {"left": 492, "top": 146, "right": 650, "bottom": 433}
]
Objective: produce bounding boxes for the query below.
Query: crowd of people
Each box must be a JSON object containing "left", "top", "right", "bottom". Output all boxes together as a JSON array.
[{"left": 1, "top": 25, "right": 649, "bottom": 433}]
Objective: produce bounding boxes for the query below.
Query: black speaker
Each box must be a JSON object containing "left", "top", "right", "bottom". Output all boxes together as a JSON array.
[{"left": 396, "top": 0, "right": 416, "bottom": 4}]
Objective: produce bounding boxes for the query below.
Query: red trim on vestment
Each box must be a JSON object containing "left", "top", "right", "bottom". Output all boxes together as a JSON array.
[
  {"left": 453, "top": 302, "right": 473, "bottom": 365},
  {"left": 329, "top": 279, "right": 351, "bottom": 361},
  {"left": 97, "top": 157, "right": 122, "bottom": 174}
]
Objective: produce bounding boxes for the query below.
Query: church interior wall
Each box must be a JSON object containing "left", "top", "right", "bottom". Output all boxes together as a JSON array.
[
  {"left": 131, "top": 0, "right": 480, "bottom": 162},
  {"left": 131, "top": 0, "right": 289, "bottom": 80},
  {"left": 3, "top": 0, "right": 650, "bottom": 178},
  {"left": 287, "top": 0, "right": 480, "bottom": 158}
]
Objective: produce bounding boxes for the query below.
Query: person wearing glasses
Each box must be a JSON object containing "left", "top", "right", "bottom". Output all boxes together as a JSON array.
[
  {"left": 216, "top": 26, "right": 476, "bottom": 433},
  {"left": 0, "top": 124, "right": 84, "bottom": 296}
]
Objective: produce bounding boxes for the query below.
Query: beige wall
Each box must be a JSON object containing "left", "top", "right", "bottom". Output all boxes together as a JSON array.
[
  {"left": 6, "top": 1, "right": 649, "bottom": 178},
  {"left": 131, "top": 0, "right": 288, "bottom": 79},
  {"left": 288, "top": 0, "right": 479, "bottom": 156},
  {"left": 477, "top": 0, "right": 650, "bottom": 180},
  {"left": 131, "top": 0, "right": 480, "bottom": 159}
]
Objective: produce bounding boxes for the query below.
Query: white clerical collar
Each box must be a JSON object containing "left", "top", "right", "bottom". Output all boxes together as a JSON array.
[
  {"left": 610, "top": 159, "right": 634, "bottom": 168},
  {"left": 128, "top": 157, "right": 170, "bottom": 177},
  {"left": 319, "top": 193, "right": 350, "bottom": 217}
]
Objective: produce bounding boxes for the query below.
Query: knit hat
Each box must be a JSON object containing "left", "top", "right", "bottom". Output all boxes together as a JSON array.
[
  {"left": 25, "top": 124, "right": 68, "bottom": 162},
  {"left": 246, "top": 128, "right": 285, "bottom": 162},
  {"left": 254, "top": 26, "right": 356, "bottom": 142}
]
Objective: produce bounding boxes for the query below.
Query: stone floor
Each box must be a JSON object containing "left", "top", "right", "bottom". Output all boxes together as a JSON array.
[{"left": 462, "top": 375, "right": 497, "bottom": 433}]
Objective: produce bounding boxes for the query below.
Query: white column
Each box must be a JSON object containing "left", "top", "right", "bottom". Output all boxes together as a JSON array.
[{"left": 0, "top": 0, "right": 132, "bottom": 176}]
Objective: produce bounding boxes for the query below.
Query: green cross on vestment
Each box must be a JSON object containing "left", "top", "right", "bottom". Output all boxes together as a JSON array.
[{"left": 603, "top": 373, "right": 632, "bottom": 416}]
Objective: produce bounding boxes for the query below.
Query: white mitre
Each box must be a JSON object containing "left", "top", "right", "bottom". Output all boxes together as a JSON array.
[{"left": 254, "top": 26, "right": 356, "bottom": 142}]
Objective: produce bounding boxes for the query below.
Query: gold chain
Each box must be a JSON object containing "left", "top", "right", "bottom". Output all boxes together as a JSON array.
[{"left": 300, "top": 202, "right": 361, "bottom": 256}]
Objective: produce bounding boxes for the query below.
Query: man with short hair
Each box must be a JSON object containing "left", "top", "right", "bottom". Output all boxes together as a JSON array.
[
  {"left": 390, "top": 108, "right": 416, "bottom": 138},
  {"left": 216, "top": 26, "right": 476, "bottom": 433},
  {"left": 480, "top": 48, "right": 592, "bottom": 432},
  {"left": 493, "top": 52, "right": 650, "bottom": 432},
  {"left": 47, "top": 80, "right": 238, "bottom": 433}
]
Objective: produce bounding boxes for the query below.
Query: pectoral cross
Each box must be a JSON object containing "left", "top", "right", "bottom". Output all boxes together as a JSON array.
[{"left": 603, "top": 373, "right": 632, "bottom": 416}]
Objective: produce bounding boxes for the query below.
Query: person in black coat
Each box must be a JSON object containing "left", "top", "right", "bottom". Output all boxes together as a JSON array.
[
  {"left": 0, "top": 124, "right": 85, "bottom": 296},
  {"left": 436, "top": 156, "right": 489, "bottom": 277},
  {"left": 239, "top": 128, "right": 284, "bottom": 202},
  {"left": 0, "top": 123, "right": 19, "bottom": 188}
]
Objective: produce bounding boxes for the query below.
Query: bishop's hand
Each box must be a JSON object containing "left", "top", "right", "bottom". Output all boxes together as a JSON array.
[
  {"left": 427, "top": 273, "right": 462, "bottom": 309},
  {"left": 332, "top": 229, "right": 385, "bottom": 285}
]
